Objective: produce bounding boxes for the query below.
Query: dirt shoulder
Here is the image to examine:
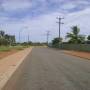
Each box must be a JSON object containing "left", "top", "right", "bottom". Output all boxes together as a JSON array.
[
  {"left": 64, "top": 50, "right": 90, "bottom": 60},
  {"left": 0, "top": 50, "right": 19, "bottom": 60},
  {"left": 0, "top": 48, "right": 32, "bottom": 90}
]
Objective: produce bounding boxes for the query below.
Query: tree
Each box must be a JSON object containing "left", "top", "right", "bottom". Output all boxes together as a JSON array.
[
  {"left": 0, "top": 30, "right": 16, "bottom": 46},
  {"left": 0, "top": 31, "right": 5, "bottom": 38},
  {"left": 9, "top": 35, "right": 16, "bottom": 45},
  {"left": 66, "top": 26, "right": 85, "bottom": 44},
  {"left": 87, "top": 35, "right": 90, "bottom": 40},
  {"left": 86, "top": 35, "right": 90, "bottom": 44},
  {"left": 52, "top": 37, "right": 62, "bottom": 46},
  {"left": 0, "top": 38, "right": 8, "bottom": 46}
]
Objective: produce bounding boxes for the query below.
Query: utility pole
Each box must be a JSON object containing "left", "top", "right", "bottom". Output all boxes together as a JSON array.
[
  {"left": 19, "top": 26, "right": 28, "bottom": 43},
  {"left": 27, "top": 33, "right": 30, "bottom": 43},
  {"left": 19, "top": 29, "right": 23, "bottom": 43},
  {"left": 19, "top": 30, "right": 21, "bottom": 43},
  {"left": 46, "top": 31, "right": 50, "bottom": 45},
  {"left": 56, "top": 17, "right": 64, "bottom": 47},
  {"left": 27, "top": 28, "right": 30, "bottom": 43}
]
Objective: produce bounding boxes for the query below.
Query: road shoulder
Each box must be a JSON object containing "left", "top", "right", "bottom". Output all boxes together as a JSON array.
[
  {"left": 63, "top": 50, "right": 90, "bottom": 60},
  {"left": 0, "top": 48, "right": 32, "bottom": 90}
]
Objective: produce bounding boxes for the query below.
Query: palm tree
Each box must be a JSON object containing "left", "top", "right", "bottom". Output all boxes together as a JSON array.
[{"left": 66, "top": 26, "right": 85, "bottom": 44}]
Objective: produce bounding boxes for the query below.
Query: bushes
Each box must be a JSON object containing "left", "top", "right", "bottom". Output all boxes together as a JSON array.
[
  {"left": 61, "top": 44, "right": 90, "bottom": 52},
  {"left": 52, "top": 44, "right": 90, "bottom": 52},
  {"left": 0, "top": 38, "right": 9, "bottom": 46},
  {"left": 0, "top": 31, "right": 16, "bottom": 46}
]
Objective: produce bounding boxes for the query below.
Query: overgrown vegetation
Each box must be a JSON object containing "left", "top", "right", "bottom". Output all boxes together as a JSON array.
[
  {"left": 66, "top": 26, "right": 85, "bottom": 44},
  {"left": 0, "top": 45, "right": 28, "bottom": 52},
  {"left": 52, "top": 26, "right": 89, "bottom": 45},
  {"left": 52, "top": 37, "right": 62, "bottom": 46},
  {"left": 51, "top": 26, "right": 90, "bottom": 51},
  {"left": 87, "top": 35, "right": 90, "bottom": 40},
  {"left": 0, "top": 31, "right": 16, "bottom": 46}
]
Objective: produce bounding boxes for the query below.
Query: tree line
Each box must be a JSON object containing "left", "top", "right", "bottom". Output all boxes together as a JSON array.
[
  {"left": 52, "top": 26, "right": 90, "bottom": 46},
  {"left": 0, "top": 30, "right": 16, "bottom": 46}
]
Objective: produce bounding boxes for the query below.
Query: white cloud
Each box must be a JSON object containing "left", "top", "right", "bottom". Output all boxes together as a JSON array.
[
  {"left": 74, "top": 0, "right": 89, "bottom": 5},
  {"left": 2, "top": 1, "right": 31, "bottom": 12},
  {"left": 63, "top": 8, "right": 90, "bottom": 36},
  {"left": 61, "top": 3, "right": 76, "bottom": 10}
]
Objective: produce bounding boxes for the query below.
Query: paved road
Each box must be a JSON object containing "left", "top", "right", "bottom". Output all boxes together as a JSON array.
[{"left": 2, "top": 47, "right": 90, "bottom": 90}]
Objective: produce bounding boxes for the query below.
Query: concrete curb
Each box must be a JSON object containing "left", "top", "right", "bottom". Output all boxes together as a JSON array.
[{"left": 0, "top": 48, "right": 33, "bottom": 90}]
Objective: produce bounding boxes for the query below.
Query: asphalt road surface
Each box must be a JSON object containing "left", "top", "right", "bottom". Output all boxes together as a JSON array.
[{"left": 2, "top": 47, "right": 90, "bottom": 90}]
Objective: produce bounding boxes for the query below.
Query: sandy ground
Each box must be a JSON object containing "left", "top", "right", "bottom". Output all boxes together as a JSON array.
[
  {"left": 64, "top": 50, "right": 90, "bottom": 60},
  {"left": 0, "top": 48, "right": 32, "bottom": 90}
]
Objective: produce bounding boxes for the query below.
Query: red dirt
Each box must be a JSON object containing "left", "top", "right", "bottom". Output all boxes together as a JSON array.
[
  {"left": 0, "top": 50, "right": 18, "bottom": 60},
  {"left": 64, "top": 51, "right": 90, "bottom": 60}
]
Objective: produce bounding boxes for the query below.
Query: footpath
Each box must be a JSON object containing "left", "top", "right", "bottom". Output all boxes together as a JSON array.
[{"left": 0, "top": 48, "right": 32, "bottom": 90}]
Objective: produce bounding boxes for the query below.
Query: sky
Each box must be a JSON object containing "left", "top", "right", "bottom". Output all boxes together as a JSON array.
[{"left": 0, "top": 0, "right": 90, "bottom": 42}]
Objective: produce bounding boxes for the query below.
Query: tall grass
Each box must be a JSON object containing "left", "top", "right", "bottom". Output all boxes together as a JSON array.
[{"left": 0, "top": 45, "right": 28, "bottom": 52}]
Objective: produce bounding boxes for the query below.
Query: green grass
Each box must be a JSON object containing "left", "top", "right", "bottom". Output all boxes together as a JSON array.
[
  {"left": 0, "top": 45, "right": 28, "bottom": 52},
  {"left": 0, "top": 46, "right": 11, "bottom": 52},
  {"left": 12, "top": 46, "right": 26, "bottom": 50}
]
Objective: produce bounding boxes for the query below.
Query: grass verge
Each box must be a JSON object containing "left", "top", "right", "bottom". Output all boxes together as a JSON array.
[{"left": 0, "top": 45, "right": 28, "bottom": 52}]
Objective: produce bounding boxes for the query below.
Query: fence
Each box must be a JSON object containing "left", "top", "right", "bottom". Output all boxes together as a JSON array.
[{"left": 52, "top": 44, "right": 90, "bottom": 52}]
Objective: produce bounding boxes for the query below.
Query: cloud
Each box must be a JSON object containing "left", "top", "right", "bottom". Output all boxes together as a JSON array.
[
  {"left": 0, "top": 7, "right": 90, "bottom": 42},
  {"left": 61, "top": 3, "right": 76, "bottom": 10},
  {"left": 1, "top": 1, "right": 31, "bottom": 12},
  {"left": 0, "top": 0, "right": 90, "bottom": 42},
  {"left": 0, "top": 0, "right": 90, "bottom": 19}
]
